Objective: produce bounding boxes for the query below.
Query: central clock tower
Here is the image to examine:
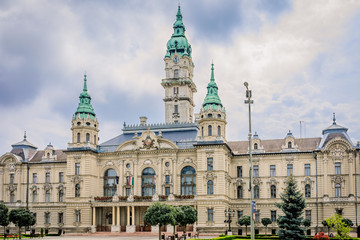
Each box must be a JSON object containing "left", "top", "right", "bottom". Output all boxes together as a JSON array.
[{"left": 162, "top": 6, "right": 196, "bottom": 124}]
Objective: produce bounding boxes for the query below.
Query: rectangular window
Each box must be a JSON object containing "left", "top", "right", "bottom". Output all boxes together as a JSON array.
[
  {"left": 237, "top": 166, "right": 242, "bottom": 178},
  {"left": 253, "top": 165, "right": 259, "bottom": 177},
  {"left": 287, "top": 164, "right": 293, "bottom": 176},
  {"left": 255, "top": 210, "right": 260, "bottom": 223},
  {"left": 58, "top": 212, "right": 63, "bottom": 224},
  {"left": 270, "top": 165, "right": 276, "bottom": 177},
  {"left": 271, "top": 211, "right": 276, "bottom": 222},
  {"left": 174, "top": 105, "right": 178, "bottom": 114},
  {"left": 173, "top": 87, "right": 179, "bottom": 95},
  {"left": 237, "top": 210, "right": 243, "bottom": 220},
  {"left": 165, "top": 187, "right": 170, "bottom": 196},
  {"left": 45, "top": 172, "right": 50, "bottom": 183},
  {"left": 305, "top": 210, "right": 311, "bottom": 220},
  {"left": 75, "top": 163, "right": 80, "bottom": 175},
  {"left": 336, "top": 209, "right": 343, "bottom": 215},
  {"left": 126, "top": 188, "right": 131, "bottom": 197},
  {"left": 59, "top": 172, "right": 64, "bottom": 183},
  {"left": 33, "top": 173, "right": 37, "bottom": 183},
  {"left": 335, "top": 163, "right": 341, "bottom": 175},
  {"left": 45, "top": 212, "right": 50, "bottom": 224},
  {"left": 10, "top": 174, "right": 14, "bottom": 184},
  {"left": 305, "top": 164, "right": 310, "bottom": 176},
  {"left": 75, "top": 210, "right": 81, "bottom": 223},
  {"left": 207, "top": 158, "right": 213, "bottom": 171},
  {"left": 207, "top": 208, "right": 214, "bottom": 222},
  {"left": 10, "top": 192, "right": 15, "bottom": 203},
  {"left": 165, "top": 175, "right": 170, "bottom": 184}
]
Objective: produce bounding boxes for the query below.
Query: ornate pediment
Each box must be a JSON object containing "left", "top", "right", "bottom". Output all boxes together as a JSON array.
[
  {"left": 234, "top": 178, "right": 246, "bottom": 186},
  {"left": 7, "top": 184, "right": 17, "bottom": 192},
  {"left": 204, "top": 171, "right": 216, "bottom": 181},
  {"left": 301, "top": 177, "right": 314, "bottom": 189},
  {"left": 70, "top": 175, "right": 83, "bottom": 184},
  {"left": 56, "top": 184, "right": 66, "bottom": 190},
  {"left": 331, "top": 175, "right": 345, "bottom": 188},
  {"left": 253, "top": 177, "right": 262, "bottom": 186},
  {"left": 267, "top": 177, "right": 279, "bottom": 185},
  {"left": 330, "top": 144, "right": 345, "bottom": 161},
  {"left": 43, "top": 183, "right": 52, "bottom": 191}
]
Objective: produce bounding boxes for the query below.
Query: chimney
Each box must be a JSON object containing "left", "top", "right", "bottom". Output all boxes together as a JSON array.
[{"left": 140, "top": 116, "right": 147, "bottom": 126}]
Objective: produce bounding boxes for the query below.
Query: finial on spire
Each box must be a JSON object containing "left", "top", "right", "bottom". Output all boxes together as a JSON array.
[
  {"left": 24, "top": 131, "right": 27, "bottom": 140},
  {"left": 333, "top": 112, "right": 336, "bottom": 125},
  {"left": 210, "top": 62, "right": 215, "bottom": 81},
  {"left": 83, "top": 73, "right": 88, "bottom": 92}
]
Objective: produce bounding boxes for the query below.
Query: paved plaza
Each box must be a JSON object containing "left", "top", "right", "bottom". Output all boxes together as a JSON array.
[{"left": 43, "top": 232, "right": 218, "bottom": 240}]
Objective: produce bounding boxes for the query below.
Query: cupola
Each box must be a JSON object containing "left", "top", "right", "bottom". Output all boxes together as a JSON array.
[{"left": 198, "top": 63, "right": 226, "bottom": 142}]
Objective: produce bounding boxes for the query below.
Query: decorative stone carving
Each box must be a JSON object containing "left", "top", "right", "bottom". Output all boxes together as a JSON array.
[
  {"left": 205, "top": 149, "right": 214, "bottom": 158},
  {"left": 184, "top": 158, "right": 193, "bottom": 163},
  {"left": 144, "top": 159, "right": 153, "bottom": 165},
  {"left": 331, "top": 175, "right": 345, "bottom": 188},
  {"left": 7, "top": 184, "right": 17, "bottom": 192},
  {"left": 152, "top": 193, "right": 159, "bottom": 201},
  {"left": 253, "top": 177, "right": 262, "bottom": 186},
  {"left": 234, "top": 178, "right": 245, "bottom": 186},
  {"left": 118, "top": 160, "right": 124, "bottom": 165},
  {"left": 330, "top": 145, "right": 345, "bottom": 161},
  {"left": 105, "top": 161, "right": 114, "bottom": 166},
  {"left": 301, "top": 177, "right": 314, "bottom": 189},
  {"left": 225, "top": 173, "right": 231, "bottom": 183},
  {"left": 127, "top": 193, "right": 134, "bottom": 202},
  {"left": 8, "top": 162, "right": 16, "bottom": 172},
  {"left": 43, "top": 183, "right": 52, "bottom": 191},
  {"left": 168, "top": 193, "right": 175, "bottom": 201},
  {"left": 56, "top": 184, "right": 65, "bottom": 190},
  {"left": 204, "top": 171, "right": 216, "bottom": 182},
  {"left": 73, "top": 155, "right": 82, "bottom": 160},
  {"left": 70, "top": 175, "right": 83, "bottom": 184},
  {"left": 267, "top": 177, "right": 279, "bottom": 190},
  {"left": 30, "top": 185, "right": 38, "bottom": 191}
]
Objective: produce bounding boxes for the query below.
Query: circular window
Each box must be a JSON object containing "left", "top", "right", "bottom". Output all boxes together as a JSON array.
[
  {"left": 126, "top": 163, "right": 131, "bottom": 169},
  {"left": 77, "top": 122, "right": 81, "bottom": 126},
  {"left": 86, "top": 122, "right": 90, "bottom": 126},
  {"left": 165, "top": 162, "right": 170, "bottom": 167}
]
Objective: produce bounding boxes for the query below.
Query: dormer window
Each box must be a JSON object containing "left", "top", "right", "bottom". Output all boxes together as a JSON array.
[
  {"left": 174, "top": 69, "right": 179, "bottom": 78},
  {"left": 207, "top": 113, "right": 213, "bottom": 118},
  {"left": 288, "top": 141, "right": 292, "bottom": 148},
  {"left": 254, "top": 143, "right": 258, "bottom": 150},
  {"left": 47, "top": 153, "right": 50, "bottom": 158}
]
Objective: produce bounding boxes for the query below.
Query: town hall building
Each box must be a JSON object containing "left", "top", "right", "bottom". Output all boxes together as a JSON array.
[{"left": 1, "top": 6, "right": 359, "bottom": 235}]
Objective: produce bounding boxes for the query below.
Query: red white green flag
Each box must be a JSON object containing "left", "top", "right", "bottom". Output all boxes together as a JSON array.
[{"left": 127, "top": 176, "right": 134, "bottom": 186}]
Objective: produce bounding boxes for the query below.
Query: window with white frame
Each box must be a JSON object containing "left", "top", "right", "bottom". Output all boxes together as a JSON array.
[
  {"left": 253, "top": 165, "right": 259, "bottom": 177},
  {"left": 270, "top": 185, "right": 276, "bottom": 198},
  {"left": 305, "top": 184, "right": 311, "bottom": 198},
  {"left": 45, "top": 190, "right": 50, "bottom": 202},
  {"left": 45, "top": 212, "right": 50, "bottom": 224},
  {"left": 335, "top": 163, "right": 341, "bottom": 175},
  {"left": 207, "top": 158, "right": 213, "bottom": 171},
  {"left": 254, "top": 185, "right": 260, "bottom": 199},
  {"left": 75, "top": 210, "right": 81, "bottom": 223},
  {"left": 287, "top": 164, "right": 293, "bottom": 176},
  {"left": 33, "top": 173, "right": 37, "bottom": 183},
  {"left": 271, "top": 210, "right": 276, "bottom": 222},
  {"left": 305, "top": 210, "right": 311, "bottom": 220},
  {"left": 270, "top": 165, "right": 276, "bottom": 177},
  {"left": 335, "top": 183, "right": 341, "bottom": 197},
  {"left": 304, "top": 164, "right": 310, "bottom": 176},
  {"left": 207, "top": 208, "right": 214, "bottom": 221}
]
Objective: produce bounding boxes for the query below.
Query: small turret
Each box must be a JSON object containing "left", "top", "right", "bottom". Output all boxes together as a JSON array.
[
  {"left": 69, "top": 74, "right": 99, "bottom": 150},
  {"left": 198, "top": 63, "right": 226, "bottom": 142}
]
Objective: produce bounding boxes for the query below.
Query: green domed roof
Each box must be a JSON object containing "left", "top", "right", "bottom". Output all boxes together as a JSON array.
[
  {"left": 73, "top": 74, "right": 96, "bottom": 119},
  {"left": 165, "top": 6, "right": 192, "bottom": 58},
  {"left": 202, "top": 63, "right": 225, "bottom": 112}
]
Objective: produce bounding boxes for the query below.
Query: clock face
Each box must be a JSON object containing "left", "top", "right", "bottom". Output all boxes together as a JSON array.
[{"left": 173, "top": 56, "right": 179, "bottom": 63}]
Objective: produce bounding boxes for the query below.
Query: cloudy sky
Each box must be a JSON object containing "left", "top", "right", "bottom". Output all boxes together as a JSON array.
[{"left": 1, "top": 0, "right": 360, "bottom": 153}]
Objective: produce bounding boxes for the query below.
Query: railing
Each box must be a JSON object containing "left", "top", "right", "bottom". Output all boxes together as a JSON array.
[{"left": 93, "top": 194, "right": 195, "bottom": 202}]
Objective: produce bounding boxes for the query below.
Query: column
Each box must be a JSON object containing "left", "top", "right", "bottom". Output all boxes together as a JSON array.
[
  {"left": 91, "top": 207, "right": 96, "bottom": 233},
  {"left": 323, "top": 155, "right": 328, "bottom": 196},
  {"left": 172, "top": 158, "right": 176, "bottom": 194},
  {"left": 0, "top": 170, "right": 3, "bottom": 201},
  {"left": 112, "top": 206, "right": 115, "bottom": 226},
  {"left": 349, "top": 152, "right": 354, "bottom": 196},
  {"left": 127, "top": 206, "right": 130, "bottom": 226},
  {"left": 132, "top": 205, "right": 135, "bottom": 225},
  {"left": 117, "top": 206, "right": 120, "bottom": 226}
]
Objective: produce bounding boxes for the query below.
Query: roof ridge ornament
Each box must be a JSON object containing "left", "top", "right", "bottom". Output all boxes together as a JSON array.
[
  {"left": 24, "top": 131, "right": 27, "bottom": 140},
  {"left": 333, "top": 112, "right": 336, "bottom": 125}
]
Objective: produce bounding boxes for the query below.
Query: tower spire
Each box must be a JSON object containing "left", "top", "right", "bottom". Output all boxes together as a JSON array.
[
  {"left": 74, "top": 74, "right": 96, "bottom": 119},
  {"left": 333, "top": 112, "right": 336, "bottom": 125},
  {"left": 83, "top": 73, "right": 88, "bottom": 92},
  {"left": 24, "top": 131, "right": 27, "bottom": 140},
  {"left": 210, "top": 61, "right": 215, "bottom": 82},
  {"left": 202, "top": 62, "right": 224, "bottom": 111}
]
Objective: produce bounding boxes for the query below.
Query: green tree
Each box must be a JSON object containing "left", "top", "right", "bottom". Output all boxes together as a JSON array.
[
  {"left": 325, "top": 214, "right": 352, "bottom": 239},
  {"left": 144, "top": 202, "right": 174, "bottom": 240},
  {"left": 0, "top": 204, "right": 10, "bottom": 240},
  {"left": 238, "top": 215, "right": 251, "bottom": 236},
  {"left": 275, "top": 175, "right": 306, "bottom": 240},
  {"left": 170, "top": 206, "right": 181, "bottom": 234},
  {"left": 175, "top": 205, "right": 197, "bottom": 235},
  {"left": 9, "top": 208, "right": 36, "bottom": 239},
  {"left": 303, "top": 219, "right": 311, "bottom": 235},
  {"left": 261, "top": 218, "right": 272, "bottom": 235},
  {"left": 342, "top": 218, "right": 353, "bottom": 227}
]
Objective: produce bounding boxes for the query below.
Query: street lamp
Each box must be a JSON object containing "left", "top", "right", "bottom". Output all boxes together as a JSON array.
[
  {"left": 224, "top": 208, "right": 235, "bottom": 235},
  {"left": 244, "top": 82, "right": 254, "bottom": 240}
]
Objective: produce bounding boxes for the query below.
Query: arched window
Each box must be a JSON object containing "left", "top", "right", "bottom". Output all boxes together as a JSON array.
[
  {"left": 94, "top": 135, "right": 97, "bottom": 145},
  {"left": 75, "top": 184, "right": 80, "bottom": 197},
  {"left": 201, "top": 127, "right": 204, "bottom": 137},
  {"left": 217, "top": 126, "right": 221, "bottom": 136},
  {"left": 208, "top": 125, "right": 212, "bottom": 136},
  {"left": 86, "top": 133, "right": 90, "bottom": 142},
  {"left": 47, "top": 153, "right": 50, "bottom": 158},
  {"left": 254, "top": 143, "right": 258, "bottom": 150},
  {"left": 305, "top": 184, "right": 311, "bottom": 198},
  {"left": 207, "top": 113, "right": 213, "bottom": 118},
  {"left": 59, "top": 190, "right": 64, "bottom": 202},
  {"left": 32, "top": 190, "right": 37, "bottom": 202},
  {"left": 288, "top": 141, "right": 292, "bottom": 148},
  {"left": 77, "top": 133, "right": 80, "bottom": 143},
  {"left": 45, "top": 190, "right": 50, "bottom": 202},
  {"left": 142, "top": 167, "right": 156, "bottom": 196},
  {"left": 181, "top": 166, "right": 196, "bottom": 195},
  {"left": 104, "top": 169, "right": 118, "bottom": 197},
  {"left": 174, "top": 69, "right": 179, "bottom": 78},
  {"left": 335, "top": 184, "right": 341, "bottom": 197},
  {"left": 10, "top": 191, "right": 15, "bottom": 203},
  {"left": 270, "top": 185, "right": 276, "bottom": 198},
  {"left": 207, "top": 180, "right": 213, "bottom": 195},
  {"left": 237, "top": 186, "right": 243, "bottom": 199},
  {"left": 254, "top": 185, "right": 260, "bottom": 199}
]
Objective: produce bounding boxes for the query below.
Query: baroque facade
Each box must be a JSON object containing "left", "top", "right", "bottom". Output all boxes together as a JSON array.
[{"left": 1, "top": 6, "right": 360, "bottom": 235}]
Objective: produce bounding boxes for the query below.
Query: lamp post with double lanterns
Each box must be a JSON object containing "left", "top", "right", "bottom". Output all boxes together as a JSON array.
[
  {"left": 244, "top": 82, "right": 255, "bottom": 240},
  {"left": 224, "top": 208, "right": 235, "bottom": 235}
]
